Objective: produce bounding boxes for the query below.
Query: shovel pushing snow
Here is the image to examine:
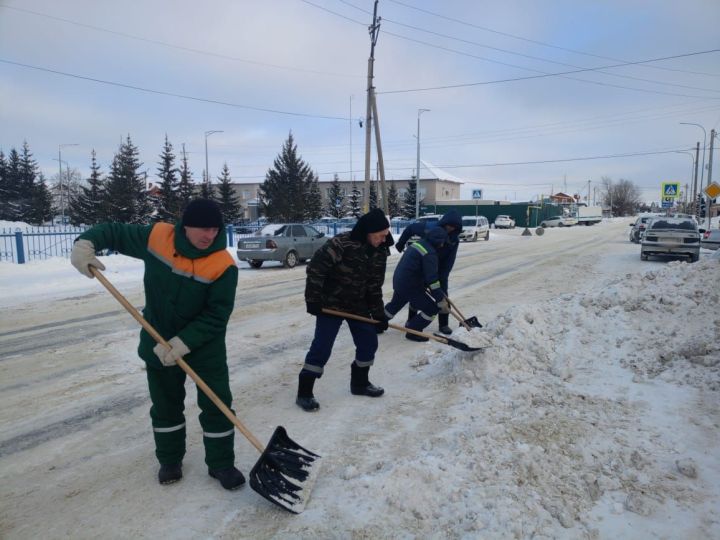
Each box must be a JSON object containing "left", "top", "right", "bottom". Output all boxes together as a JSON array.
[
  {"left": 322, "top": 308, "right": 482, "bottom": 352},
  {"left": 90, "top": 268, "right": 320, "bottom": 514},
  {"left": 425, "top": 290, "right": 483, "bottom": 331}
]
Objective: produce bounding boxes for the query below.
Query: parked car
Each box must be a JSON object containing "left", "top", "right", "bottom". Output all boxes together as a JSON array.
[
  {"left": 640, "top": 217, "right": 701, "bottom": 262},
  {"left": 459, "top": 216, "right": 490, "bottom": 241},
  {"left": 236, "top": 223, "right": 326, "bottom": 268},
  {"left": 416, "top": 214, "right": 443, "bottom": 226},
  {"left": 539, "top": 216, "right": 565, "bottom": 228},
  {"left": 629, "top": 216, "right": 653, "bottom": 243},
  {"left": 701, "top": 229, "right": 720, "bottom": 250},
  {"left": 562, "top": 215, "right": 578, "bottom": 226},
  {"left": 494, "top": 215, "right": 515, "bottom": 229}
]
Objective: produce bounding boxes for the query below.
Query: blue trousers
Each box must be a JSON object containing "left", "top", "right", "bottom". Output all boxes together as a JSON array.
[
  {"left": 301, "top": 313, "right": 378, "bottom": 378},
  {"left": 384, "top": 288, "right": 439, "bottom": 332}
]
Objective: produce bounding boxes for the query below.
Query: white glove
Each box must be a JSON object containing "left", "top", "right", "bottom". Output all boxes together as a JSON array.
[
  {"left": 437, "top": 298, "right": 450, "bottom": 314},
  {"left": 70, "top": 239, "right": 106, "bottom": 278},
  {"left": 153, "top": 336, "right": 190, "bottom": 367}
]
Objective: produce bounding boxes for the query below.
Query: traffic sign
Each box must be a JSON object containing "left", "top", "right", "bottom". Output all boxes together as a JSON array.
[
  {"left": 472, "top": 189, "right": 483, "bottom": 199},
  {"left": 661, "top": 182, "right": 680, "bottom": 199},
  {"left": 704, "top": 181, "right": 720, "bottom": 199},
  {"left": 661, "top": 198, "right": 673, "bottom": 208}
]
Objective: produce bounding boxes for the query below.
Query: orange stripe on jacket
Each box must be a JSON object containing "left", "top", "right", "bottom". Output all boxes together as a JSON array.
[{"left": 148, "top": 223, "right": 235, "bottom": 283}]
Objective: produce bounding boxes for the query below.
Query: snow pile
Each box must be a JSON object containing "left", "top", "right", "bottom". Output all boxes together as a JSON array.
[{"left": 300, "top": 257, "right": 719, "bottom": 538}]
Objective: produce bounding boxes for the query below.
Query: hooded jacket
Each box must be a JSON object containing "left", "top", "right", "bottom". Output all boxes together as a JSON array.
[
  {"left": 305, "top": 212, "right": 393, "bottom": 319},
  {"left": 395, "top": 210, "right": 462, "bottom": 290},
  {"left": 392, "top": 227, "right": 448, "bottom": 302},
  {"left": 77, "top": 221, "right": 238, "bottom": 369}
]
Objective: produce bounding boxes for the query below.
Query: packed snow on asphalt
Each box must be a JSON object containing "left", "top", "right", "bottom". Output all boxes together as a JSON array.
[{"left": 0, "top": 218, "right": 718, "bottom": 539}]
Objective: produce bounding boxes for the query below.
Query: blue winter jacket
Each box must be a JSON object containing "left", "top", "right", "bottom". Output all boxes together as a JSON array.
[
  {"left": 395, "top": 210, "right": 463, "bottom": 291},
  {"left": 392, "top": 227, "right": 449, "bottom": 302}
]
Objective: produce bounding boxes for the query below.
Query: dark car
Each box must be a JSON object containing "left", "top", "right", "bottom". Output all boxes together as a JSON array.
[{"left": 237, "top": 224, "right": 326, "bottom": 268}]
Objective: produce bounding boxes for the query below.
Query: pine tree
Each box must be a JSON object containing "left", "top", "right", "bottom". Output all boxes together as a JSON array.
[
  {"left": 402, "top": 176, "right": 419, "bottom": 218},
  {"left": 387, "top": 183, "right": 400, "bottom": 217},
  {"left": 305, "top": 177, "right": 323, "bottom": 221},
  {"left": 369, "top": 182, "right": 378, "bottom": 210},
  {"left": 3, "top": 148, "right": 22, "bottom": 221},
  {"left": 259, "top": 132, "right": 319, "bottom": 222},
  {"left": 0, "top": 149, "right": 8, "bottom": 220},
  {"left": 216, "top": 162, "right": 242, "bottom": 224},
  {"left": 104, "top": 135, "right": 152, "bottom": 224},
  {"left": 155, "top": 135, "right": 179, "bottom": 222},
  {"left": 325, "top": 174, "right": 346, "bottom": 218},
  {"left": 18, "top": 142, "right": 40, "bottom": 222},
  {"left": 29, "top": 172, "right": 54, "bottom": 225},
  {"left": 176, "top": 144, "right": 195, "bottom": 214},
  {"left": 69, "top": 150, "right": 106, "bottom": 225},
  {"left": 199, "top": 179, "right": 215, "bottom": 201},
  {"left": 348, "top": 182, "right": 362, "bottom": 217}
]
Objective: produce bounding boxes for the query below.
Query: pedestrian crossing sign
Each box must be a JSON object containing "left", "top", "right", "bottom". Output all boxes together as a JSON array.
[{"left": 661, "top": 182, "right": 680, "bottom": 199}]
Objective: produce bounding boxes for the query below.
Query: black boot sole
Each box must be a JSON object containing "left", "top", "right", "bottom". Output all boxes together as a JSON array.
[
  {"left": 350, "top": 386, "right": 385, "bottom": 397},
  {"left": 296, "top": 396, "right": 320, "bottom": 411}
]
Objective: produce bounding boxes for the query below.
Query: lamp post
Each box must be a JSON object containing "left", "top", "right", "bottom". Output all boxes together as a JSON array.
[
  {"left": 679, "top": 123, "right": 706, "bottom": 193},
  {"left": 674, "top": 151, "right": 696, "bottom": 213},
  {"left": 204, "top": 130, "right": 223, "bottom": 184},
  {"left": 58, "top": 143, "right": 78, "bottom": 223},
  {"left": 415, "top": 108, "right": 430, "bottom": 219}
]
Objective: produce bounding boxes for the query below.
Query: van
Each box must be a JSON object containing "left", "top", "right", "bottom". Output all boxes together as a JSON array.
[{"left": 459, "top": 215, "right": 490, "bottom": 242}]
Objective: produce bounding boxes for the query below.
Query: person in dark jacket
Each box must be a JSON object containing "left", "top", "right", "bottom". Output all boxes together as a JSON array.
[
  {"left": 394, "top": 210, "right": 462, "bottom": 334},
  {"left": 70, "top": 199, "right": 245, "bottom": 491},
  {"left": 384, "top": 227, "right": 450, "bottom": 342},
  {"left": 297, "top": 208, "right": 393, "bottom": 412}
]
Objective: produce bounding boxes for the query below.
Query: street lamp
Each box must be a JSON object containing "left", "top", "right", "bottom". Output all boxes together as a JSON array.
[
  {"left": 674, "top": 151, "right": 696, "bottom": 212},
  {"left": 679, "top": 122, "right": 706, "bottom": 192},
  {"left": 415, "top": 108, "right": 430, "bottom": 219},
  {"left": 58, "top": 143, "right": 78, "bottom": 223},
  {"left": 204, "top": 130, "right": 223, "bottom": 184}
]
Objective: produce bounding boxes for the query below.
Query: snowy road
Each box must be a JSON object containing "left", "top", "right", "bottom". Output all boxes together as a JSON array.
[{"left": 1, "top": 218, "right": 718, "bottom": 539}]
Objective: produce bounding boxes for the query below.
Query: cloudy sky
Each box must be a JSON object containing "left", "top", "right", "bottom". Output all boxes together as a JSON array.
[{"left": 1, "top": 0, "right": 719, "bottom": 203}]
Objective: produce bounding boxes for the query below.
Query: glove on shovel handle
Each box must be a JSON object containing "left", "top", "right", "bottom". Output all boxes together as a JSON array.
[{"left": 90, "top": 267, "right": 265, "bottom": 452}]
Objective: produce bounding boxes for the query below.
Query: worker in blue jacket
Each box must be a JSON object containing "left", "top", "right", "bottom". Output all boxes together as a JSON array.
[
  {"left": 384, "top": 227, "right": 450, "bottom": 342},
  {"left": 394, "top": 210, "right": 463, "bottom": 334}
]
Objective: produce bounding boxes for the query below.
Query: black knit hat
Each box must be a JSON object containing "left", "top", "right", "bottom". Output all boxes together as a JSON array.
[
  {"left": 350, "top": 208, "right": 391, "bottom": 243},
  {"left": 181, "top": 199, "right": 223, "bottom": 228}
]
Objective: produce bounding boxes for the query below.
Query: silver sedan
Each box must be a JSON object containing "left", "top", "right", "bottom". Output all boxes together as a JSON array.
[{"left": 237, "top": 224, "right": 327, "bottom": 268}]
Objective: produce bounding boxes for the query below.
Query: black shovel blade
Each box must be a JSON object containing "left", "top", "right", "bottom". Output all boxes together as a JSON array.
[
  {"left": 462, "top": 316, "right": 483, "bottom": 328},
  {"left": 249, "top": 426, "right": 322, "bottom": 514},
  {"left": 432, "top": 333, "right": 483, "bottom": 352}
]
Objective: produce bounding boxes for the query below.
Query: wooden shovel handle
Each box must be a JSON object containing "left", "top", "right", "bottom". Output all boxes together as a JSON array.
[
  {"left": 90, "top": 267, "right": 265, "bottom": 453},
  {"left": 321, "top": 308, "right": 449, "bottom": 345},
  {"left": 445, "top": 297, "right": 472, "bottom": 331}
]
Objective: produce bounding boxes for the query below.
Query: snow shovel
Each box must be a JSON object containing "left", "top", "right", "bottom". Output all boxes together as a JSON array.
[
  {"left": 90, "top": 267, "right": 320, "bottom": 514},
  {"left": 322, "top": 308, "right": 482, "bottom": 352},
  {"left": 445, "top": 297, "right": 483, "bottom": 329}
]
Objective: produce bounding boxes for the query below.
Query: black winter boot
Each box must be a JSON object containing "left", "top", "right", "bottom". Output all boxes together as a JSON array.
[
  {"left": 438, "top": 313, "right": 452, "bottom": 335},
  {"left": 406, "top": 307, "right": 418, "bottom": 326},
  {"left": 296, "top": 373, "right": 320, "bottom": 412},
  {"left": 208, "top": 466, "right": 246, "bottom": 490},
  {"left": 350, "top": 363, "right": 384, "bottom": 397},
  {"left": 158, "top": 462, "right": 183, "bottom": 485}
]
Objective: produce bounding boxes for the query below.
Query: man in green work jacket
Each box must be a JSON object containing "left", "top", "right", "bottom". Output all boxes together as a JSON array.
[{"left": 70, "top": 199, "right": 244, "bottom": 490}]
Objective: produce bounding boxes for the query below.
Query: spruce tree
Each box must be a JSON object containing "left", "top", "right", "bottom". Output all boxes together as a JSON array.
[
  {"left": 0, "top": 150, "right": 8, "bottom": 220},
  {"left": 176, "top": 144, "right": 195, "bottom": 214},
  {"left": 387, "top": 183, "right": 400, "bottom": 217},
  {"left": 216, "top": 162, "right": 242, "bottom": 224},
  {"left": 29, "top": 172, "right": 54, "bottom": 225},
  {"left": 402, "top": 176, "right": 419, "bottom": 219},
  {"left": 69, "top": 150, "right": 106, "bottom": 225},
  {"left": 348, "top": 182, "right": 362, "bottom": 217},
  {"left": 325, "top": 174, "right": 346, "bottom": 218},
  {"left": 305, "top": 177, "right": 323, "bottom": 221},
  {"left": 369, "top": 182, "right": 378, "bottom": 210},
  {"left": 199, "top": 179, "right": 215, "bottom": 201},
  {"left": 104, "top": 135, "right": 152, "bottom": 224},
  {"left": 259, "top": 132, "right": 319, "bottom": 222},
  {"left": 18, "top": 142, "right": 40, "bottom": 222},
  {"left": 3, "top": 148, "right": 22, "bottom": 221},
  {"left": 155, "top": 135, "right": 179, "bottom": 222}
]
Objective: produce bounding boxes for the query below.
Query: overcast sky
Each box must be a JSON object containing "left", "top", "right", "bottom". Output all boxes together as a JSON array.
[{"left": 1, "top": 0, "right": 719, "bottom": 203}]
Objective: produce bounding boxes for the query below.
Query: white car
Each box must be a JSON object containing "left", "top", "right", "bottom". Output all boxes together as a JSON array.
[
  {"left": 540, "top": 216, "right": 564, "bottom": 228},
  {"left": 494, "top": 215, "right": 515, "bottom": 229},
  {"left": 459, "top": 216, "right": 490, "bottom": 241},
  {"left": 640, "top": 217, "right": 701, "bottom": 262}
]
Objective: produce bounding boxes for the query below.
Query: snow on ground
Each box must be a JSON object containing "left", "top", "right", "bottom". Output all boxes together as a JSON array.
[{"left": 0, "top": 219, "right": 718, "bottom": 538}]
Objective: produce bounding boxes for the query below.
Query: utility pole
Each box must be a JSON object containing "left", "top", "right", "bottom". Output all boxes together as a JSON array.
[
  {"left": 363, "top": 0, "right": 380, "bottom": 213},
  {"left": 371, "top": 95, "right": 389, "bottom": 213},
  {"left": 706, "top": 129, "right": 716, "bottom": 229},
  {"left": 349, "top": 95, "right": 353, "bottom": 182},
  {"left": 415, "top": 108, "right": 430, "bottom": 219},
  {"left": 693, "top": 142, "right": 700, "bottom": 218},
  {"left": 587, "top": 179, "right": 591, "bottom": 205}
]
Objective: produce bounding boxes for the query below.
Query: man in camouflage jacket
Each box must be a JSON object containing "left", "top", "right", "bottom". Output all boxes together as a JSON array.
[{"left": 297, "top": 208, "right": 393, "bottom": 412}]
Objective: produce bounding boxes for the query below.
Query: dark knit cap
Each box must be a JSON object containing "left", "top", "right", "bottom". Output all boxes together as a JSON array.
[
  {"left": 350, "top": 208, "right": 393, "bottom": 246},
  {"left": 181, "top": 199, "right": 223, "bottom": 228}
]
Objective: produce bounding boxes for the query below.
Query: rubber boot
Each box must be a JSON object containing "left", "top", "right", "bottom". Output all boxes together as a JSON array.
[
  {"left": 296, "top": 373, "right": 320, "bottom": 412},
  {"left": 438, "top": 313, "right": 452, "bottom": 335},
  {"left": 158, "top": 462, "right": 182, "bottom": 485},
  {"left": 208, "top": 466, "right": 246, "bottom": 490},
  {"left": 350, "top": 363, "right": 384, "bottom": 397}
]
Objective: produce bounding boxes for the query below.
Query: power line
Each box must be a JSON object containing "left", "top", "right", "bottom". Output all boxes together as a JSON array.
[
  {"left": 0, "top": 59, "right": 349, "bottom": 121},
  {"left": 1, "top": 4, "right": 362, "bottom": 79},
  {"left": 385, "top": 0, "right": 720, "bottom": 78},
  {"left": 377, "top": 48, "right": 720, "bottom": 96}
]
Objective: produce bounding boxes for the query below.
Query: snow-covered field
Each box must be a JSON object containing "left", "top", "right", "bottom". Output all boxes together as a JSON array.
[{"left": 0, "top": 218, "right": 718, "bottom": 539}]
